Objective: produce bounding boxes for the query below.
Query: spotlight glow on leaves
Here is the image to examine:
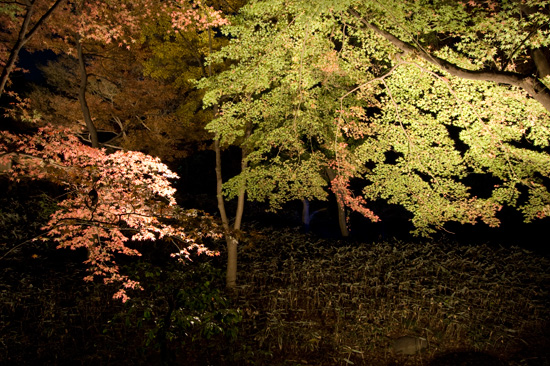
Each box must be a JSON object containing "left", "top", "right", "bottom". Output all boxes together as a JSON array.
[
  {"left": 201, "top": 0, "right": 550, "bottom": 236},
  {"left": 0, "top": 126, "right": 220, "bottom": 302}
]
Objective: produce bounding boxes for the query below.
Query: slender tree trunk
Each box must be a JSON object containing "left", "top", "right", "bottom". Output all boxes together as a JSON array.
[
  {"left": 335, "top": 196, "right": 349, "bottom": 237},
  {"left": 336, "top": 200, "right": 349, "bottom": 237},
  {"left": 214, "top": 140, "right": 229, "bottom": 227},
  {"left": 213, "top": 134, "right": 238, "bottom": 289},
  {"left": 0, "top": 4, "right": 33, "bottom": 99},
  {"left": 302, "top": 198, "right": 310, "bottom": 232},
  {"left": 326, "top": 168, "right": 350, "bottom": 238},
  {"left": 0, "top": 0, "right": 65, "bottom": 99},
  {"left": 233, "top": 169, "right": 246, "bottom": 231},
  {"left": 218, "top": 140, "right": 251, "bottom": 289},
  {"left": 209, "top": 26, "right": 252, "bottom": 289},
  {"left": 214, "top": 138, "right": 238, "bottom": 288},
  {"left": 76, "top": 37, "right": 99, "bottom": 148},
  {"left": 223, "top": 122, "right": 251, "bottom": 289},
  {"left": 225, "top": 235, "right": 238, "bottom": 289},
  {"left": 209, "top": 25, "right": 239, "bottom": 289}
]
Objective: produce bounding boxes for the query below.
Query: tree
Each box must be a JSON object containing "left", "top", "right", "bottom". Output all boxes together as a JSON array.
[
  {"left": 0, "top": 0, "right": 151, "bottom": 145},
  {"left": 2, "top": 0, "right": 239, "bottom": 290},
  {"left": 45, "top": 0, "right": 167, "bottom": 147},
  {"left": 347, "top": 1, "right": 550, "bottom": 112},
  {"left": 200, "top": 0, "right": 550, "bottom": 264},
  {"left": 28, "top": 45, "right": 198, "bottom": 160},
  {"left": 142, "top": 0, "right": 249, "bottom": 289},
  {"left": 137, "top": 0, "right": 246, "bottom": 159},
  {"left": 0, "top": 125, "right": 220, "bottom": 302}
]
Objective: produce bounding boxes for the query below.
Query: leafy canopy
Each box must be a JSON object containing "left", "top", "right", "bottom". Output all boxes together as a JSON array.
[{"left": 201, "top": 0, "right": 550, "bottom": 235}]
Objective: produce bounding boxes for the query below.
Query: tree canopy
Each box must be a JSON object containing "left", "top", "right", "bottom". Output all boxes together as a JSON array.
[
  {"left": 0, "top": 125, "right": 220, "bottom": 301},
  {"left": 201, "top": 0, "right": 550, "bottom": 236}
]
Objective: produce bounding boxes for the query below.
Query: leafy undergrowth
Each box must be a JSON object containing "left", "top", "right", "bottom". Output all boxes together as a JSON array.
[
  {"left": 1, "top": 187, "right": 549, "bottom": 366},
  {"left": 234, "top": 227, "right": 550, "bottom": 366}
]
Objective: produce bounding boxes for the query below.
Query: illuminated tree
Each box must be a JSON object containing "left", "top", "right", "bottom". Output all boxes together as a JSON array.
[
  {"left": 201, "top": 0, "right": 550, "bottom": 261},
  {"left": 1, "top": 0, "right": 228, "bottom": 146},
  {"left": 28, "top": 46, "right": 196, "bottom": 160},
  {"left": 0, "top": 0, "right": 230, "bottom": 299},
  {"left": 140, "top": 0, "right": 249, "bottom": 289},
  {"left": 0, "top": 125, "right": 220, "bottom": 302}
]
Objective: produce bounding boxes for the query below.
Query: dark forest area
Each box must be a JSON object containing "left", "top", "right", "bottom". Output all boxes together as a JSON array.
[{"left": 1, "top": 0, "right": 550, "bottom": 365}]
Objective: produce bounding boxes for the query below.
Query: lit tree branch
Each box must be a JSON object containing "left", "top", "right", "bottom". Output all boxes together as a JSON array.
[{"left": 348, "top": 8, "right": 550, "bottom": 114}]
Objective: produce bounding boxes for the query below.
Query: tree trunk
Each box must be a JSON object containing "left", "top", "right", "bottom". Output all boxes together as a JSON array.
[
  {"left": 226, "top": 123, "right": 251, "bottom": 289},
  {"left": 0, "top": 7, "right": 32, "bottom": 99},
  {"left": 233, "top": 163, "right": 246, "bottom": 231},
  {"left": 209, "top": 27, "right": 252, "bottom": 290},
  {"left": 214, "top": 138, "right": 237, "bottom": 288},
  {"left": 225, "top": 234, "right": 238, "bottom": 289},
  {"left": 0, "top": 0, "right": 65, "bottom": 99},
  {"left": 302, "top": 198, "right": 310, "bottom": 232},
  {"left": 234, "top": 121, "right": 251, "bottom": 231},
  {"left": 326, "top": 168, "right": 350, "bottom": 238},
  {"left": 209, "top": 24, "right": 240, "bottom": 289},
  {"left": 214, "top": 139, "right": 229, "bottom": 227},
  {"left": 76, "top": 37, "right": 99, "bottom": 148},
  {"left": 336, "top": 196, "right": 349, "bottom": 238}
]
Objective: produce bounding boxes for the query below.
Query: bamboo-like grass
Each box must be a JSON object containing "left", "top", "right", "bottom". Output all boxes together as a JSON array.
[{"left": 234, "top": 227, "right": 550, "bottom": 365}]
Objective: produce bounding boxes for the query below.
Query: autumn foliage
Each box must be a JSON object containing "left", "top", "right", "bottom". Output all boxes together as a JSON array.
[{"left": 0, "top": 125, "right": 219, "bottom": 302}]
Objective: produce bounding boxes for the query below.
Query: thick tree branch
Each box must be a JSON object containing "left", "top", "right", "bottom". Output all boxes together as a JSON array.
[{"left": 348, "top": 9, "right": 550, "bottom": 114}]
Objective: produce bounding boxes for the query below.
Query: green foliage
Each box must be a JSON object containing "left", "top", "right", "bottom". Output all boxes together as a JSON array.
[
  {"left": 223, "top": 152, "right": 329, "bottom": 210},
  {"left": 200, "top": 0, "right": 550, "bottom": 235},
  {"left": 0, "top": 3, "right": 19, "bottom": 17},
  {"left": 170, "top": 275, "right": 242, "bottom": 341}
]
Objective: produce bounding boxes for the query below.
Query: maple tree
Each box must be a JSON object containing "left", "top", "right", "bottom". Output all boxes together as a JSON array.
[
  {"left": 2, "top": 0, "right": 243, "bottom": 290},
  {"left": 200, "top": 0, "right": 550, "bottom": 264},
  {"left": 0, "top": 0, "right": 143, "bottom": 144},
  {"left": 0, "top": 125, "right": 220, "bottom": 302},
  {"left": 28, "top": 46, "right": 200, "bottom": 160}
]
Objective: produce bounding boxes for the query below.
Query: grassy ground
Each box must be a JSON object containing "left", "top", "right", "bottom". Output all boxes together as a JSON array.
[{"left": 0, "top": 186, "right": 548, "bottom": 365}]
